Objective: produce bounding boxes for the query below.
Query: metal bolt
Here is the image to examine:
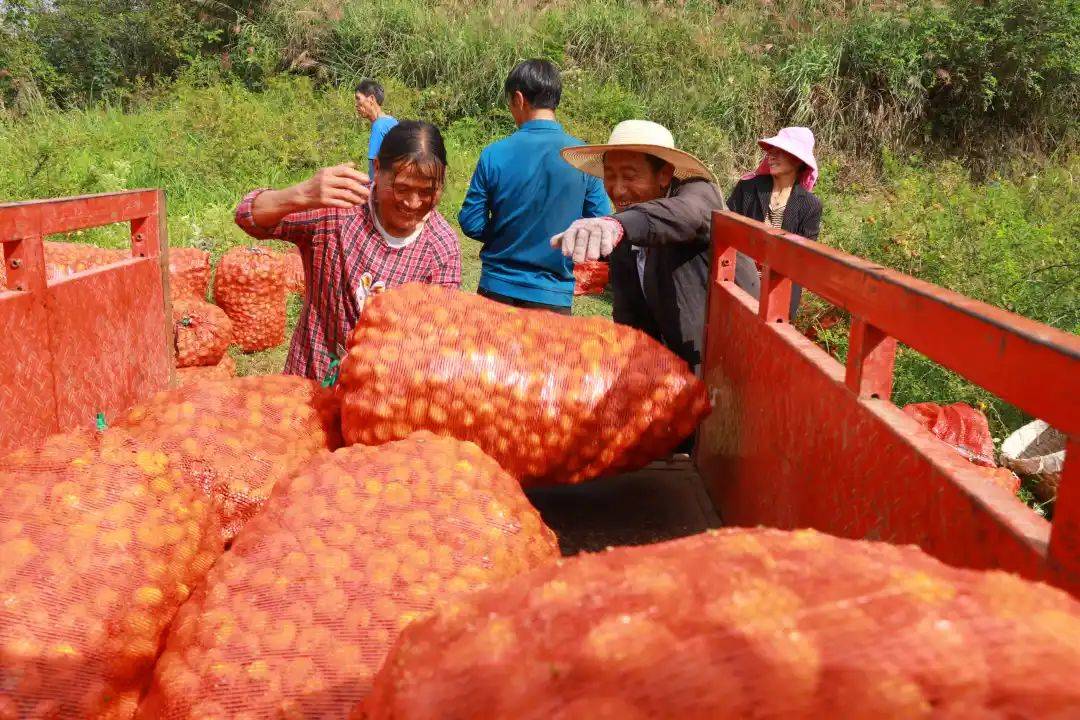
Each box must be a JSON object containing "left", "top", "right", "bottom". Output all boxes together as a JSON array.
[
  {"left": 720, "top": 259, "right": 730, "bottom": 267},
  {"left": 135, "top": 233, "right": 145, "bottom": 242},
  {"left": 10, "top": 258, "right": 21, "bottom": 269}
]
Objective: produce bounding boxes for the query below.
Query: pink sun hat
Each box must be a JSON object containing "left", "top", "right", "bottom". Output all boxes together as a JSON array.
[{"left": 742, "top": 126, "right": 819, "bottom": 191}]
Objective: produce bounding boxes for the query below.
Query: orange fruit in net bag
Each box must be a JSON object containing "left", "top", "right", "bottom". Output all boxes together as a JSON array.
[
  {"left": 283, "top": 246, "right": 305, "bottom": 295},
  {"left": 176, "top": 353, "right": 236, "bottom": 387},
  {"left": 0, "top": 428, "right": 223, "bottom": 720},
  {"left": 136, "top": 433, "right": 559, "bottom": 720},
  {"left": 573, "top": 260, "right": 609, "bottom": 296},
  {"left": 168, "top": 247, "right": 211, "bottom": 301},
  {"left": 213, "top": 246, "right": 286, "bottom": 352},
  {"left": 359, "top": 527, "right": 1080, "bottom": 720},
  {"left": 42, "top": 241, "right": 124, "bottom": 281},
  {"left": 173, "top": 297, "right": 233, "bottom": 368},
  {"left": 115, "top": 375, "right": 342, "bottom": 540},
  {"left": 338, "top": 284, "right": 709, "bottom": 486}
]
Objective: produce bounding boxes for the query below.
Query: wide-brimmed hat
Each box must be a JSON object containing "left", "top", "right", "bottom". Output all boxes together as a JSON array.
[
  {"left": 561, "top": 120, "right": 715, "bottom": 182},
  {"left": 743, "top": 126, "right": 819, "bottom": 191}
]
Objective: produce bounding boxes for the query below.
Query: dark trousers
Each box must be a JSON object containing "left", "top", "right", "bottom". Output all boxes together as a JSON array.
[{"left": 478, "top": 287, "right": 572, "bottom": 315}]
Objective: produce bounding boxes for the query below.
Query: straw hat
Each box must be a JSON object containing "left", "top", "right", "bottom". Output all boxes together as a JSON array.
[{"left": 561, "top": 120, "right": 715, "bottom": 182}]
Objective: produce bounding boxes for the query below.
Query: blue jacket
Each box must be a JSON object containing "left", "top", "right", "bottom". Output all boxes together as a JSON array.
[
  {"left": 458, "top": 120, "right": 611, "bottom": 307},
  {"left": 368, "top": 115, "right": 398, "bottom": 177}
]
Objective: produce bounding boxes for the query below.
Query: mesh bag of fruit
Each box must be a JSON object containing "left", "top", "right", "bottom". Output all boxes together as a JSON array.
[
  {"left": 42, "top": 241, "right": 124, "bottom": 281},
  {"left": 136, "top": 433, "right": 559, "bottom": 720},
  {"left": 283, "top": 246, "right": 305, "bottom": 295},
  {"left": 0, "top": 429, "right": 223, "bottom": 719},
  {"left": 213, "top": 246, "right": 286, "bottom": 352},
  {"left": 573, "top": 260, "right": 609, "bottom": 296},
  {"left": 339, "top": 285, "right": 708, "bottom": 486},
  {"left": 168, "top": 247, "right": 212, "bottom": 300},
  {"left": 116, "top": 376, "right": 342, "bottom": 540},
  {"left": 173, "top": 297, "right": 233, "bottom": 368},
  {"left": 176, "top": 353, "right": 237, "bottom": 387},
  {"left": 360, "top": 527, "right": 1080, "bottom": 720}
]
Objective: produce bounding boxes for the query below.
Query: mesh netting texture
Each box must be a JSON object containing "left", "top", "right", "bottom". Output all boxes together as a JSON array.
[
  {"left": 0, "top": 429, "right": 223, "bottom": 719},
  {"left": 168, "top": 247, "right": 211, "bottom": 301},
  {"left": 338, "top": 285, "right": 709, "bottom": 486},
  {"left": 573, "top": 260, "right": 609, "bottom": 296},
  {"left": 903, "top": 402, "right": 1020, "bottom": 493},
  {"left": 213, "top": 246, "right": 286, "bottom": 352},
  {"left": 172, "top": 297, "right": 234, "bottom": 368},
  {"left": 136, "top": 433, "right": 559, "bottom": 719},
  {"left": 361, "top": 527, "right": 1080, "bottom": 720},
  {"left": 176, "top": 354, "right": 236, "bottom": 386},
  {"left": 115, "top": 376, "right": 341, "bottom": 540}
]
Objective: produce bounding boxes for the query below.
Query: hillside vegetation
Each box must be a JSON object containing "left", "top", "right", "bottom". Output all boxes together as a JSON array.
[{"left": 1, "top": 0, "right": 1077, "bottom": 446}]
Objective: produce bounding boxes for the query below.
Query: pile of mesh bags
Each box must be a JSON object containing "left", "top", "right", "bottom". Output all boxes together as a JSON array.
[
  {"left": 361, "top": 527, "right": 1080, "bottom": 719},
  {"left": 213, "top": 246, "right": 287, "bottom": 353},
  {"left": 137, "top": 434, "right": 559, "bottom": 719}
]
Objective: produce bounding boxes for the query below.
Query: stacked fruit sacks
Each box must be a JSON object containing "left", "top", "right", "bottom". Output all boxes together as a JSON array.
[{"left": 137, "top": 433, "right": 560, "bottom": 719}]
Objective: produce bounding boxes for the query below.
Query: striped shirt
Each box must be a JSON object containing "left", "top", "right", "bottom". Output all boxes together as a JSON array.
[
  {"left": 235, "top": 189, "right": 461, "bottom": 380},
  {"left": 765, "top": 200, "right": 787, "bottom": 229}
]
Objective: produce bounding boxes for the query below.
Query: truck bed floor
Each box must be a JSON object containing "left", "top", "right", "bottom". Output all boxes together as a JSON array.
[{"left": 525, "top": 459, "right": 721, "bottom": 556}]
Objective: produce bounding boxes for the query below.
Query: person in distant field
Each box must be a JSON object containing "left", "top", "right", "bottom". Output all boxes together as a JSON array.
[
  {"left": 459, "top": 59, "right": 610, "bottom": 315},
  {"left": 355, "top": 79, "right": 400, "bottom": 178},
  {"left": 550, "top": 120, "right": 723, "bottom": 378},
  {"left": 726, "top": 126, "right": 822, "bottom": 318},
  {"left": 234, "top": 121, "right": 461, "bottom": 381}
]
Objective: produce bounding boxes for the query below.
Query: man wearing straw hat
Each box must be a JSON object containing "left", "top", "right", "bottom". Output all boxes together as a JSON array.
[{"left": 551, "top": 120, "right": 754, "bottom": 377}]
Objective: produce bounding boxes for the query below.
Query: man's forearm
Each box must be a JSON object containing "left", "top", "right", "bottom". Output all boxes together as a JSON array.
[{"left": 251, "top": 185, "right": 308, "bottom": 229}]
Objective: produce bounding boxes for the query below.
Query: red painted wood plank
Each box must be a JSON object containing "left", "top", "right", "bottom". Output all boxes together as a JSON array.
[
  {"left": 0, "top": 190, "right": 159, "bottom": 239},
  {"left": 712, "top": 211, "right": 1080, "bottom": 435}
]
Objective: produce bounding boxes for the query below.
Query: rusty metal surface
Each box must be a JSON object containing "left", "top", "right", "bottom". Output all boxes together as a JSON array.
[
  {"left": 698, "top": 211, "right": 1078, "bottom": 595},
  {"left": 0, "top": 190, "right": 170, "bottom": 456},
  {"left": 45, "top": 260, "right": 170, "bottom": 430}
]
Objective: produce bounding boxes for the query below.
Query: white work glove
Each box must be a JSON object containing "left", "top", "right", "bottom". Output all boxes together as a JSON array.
[{"left": 550, "top": 216, "right": 625, "bottom": 263}]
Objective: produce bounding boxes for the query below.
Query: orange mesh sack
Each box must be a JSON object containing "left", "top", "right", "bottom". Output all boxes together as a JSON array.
[
  {"left": 283, "top": 246, "right": 305, "bottom": 295},
  {"left": 137, "top": 433, "right": 560, "bottom": 720},
  {"left": 362, "top": 527, "right": 1080, "bottom": 720},
  {"left": 213, "top": 246, "right": 286, "bottom": 352},
  {"left": 177, "top": 353, "right": 237, "bottom": 387},
  {"left": 903, "top": 402, "right": 1020, "bottom": 494},
  {"left": 339, "top": 285, "right": 708, "bottom": 486},
  {"left": 173, "top": 297, "right": 234, "bottom": 367},
  {"left": 43, "top": 241, "right": 124, "bottom": 281},
  {"left": 0, "top": 429, "right": 223, "bottom": 719},
  {"left": 116, "top": 375, "right": 341, "bottom": 540},
  {"left": 168, "top": 247, "right": 211, "bottom": 300},
  {"left": 573, "top": 260, "right": 609, "bottom": 296}
]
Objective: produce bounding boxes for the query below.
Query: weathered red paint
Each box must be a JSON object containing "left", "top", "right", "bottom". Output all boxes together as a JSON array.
[
  {"left": 698, "top": 211, "right": 1079, "bottom": 594},
  {"left": 0, "top": 190, "right": 172, "bottom": 456}
]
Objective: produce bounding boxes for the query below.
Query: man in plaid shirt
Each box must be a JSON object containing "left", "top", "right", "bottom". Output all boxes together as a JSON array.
[{"left": 235, "top": 121, "right": 461, "bottom": 381}]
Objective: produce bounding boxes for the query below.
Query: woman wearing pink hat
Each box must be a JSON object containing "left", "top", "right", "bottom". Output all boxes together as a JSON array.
[{"left": 726, "top": 126, "right": 822, "bottom": 317}]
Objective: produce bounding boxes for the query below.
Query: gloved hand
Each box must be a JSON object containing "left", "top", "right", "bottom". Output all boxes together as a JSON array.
[{"left": 550, "top": 216, "right": 625, "bottom": 263}]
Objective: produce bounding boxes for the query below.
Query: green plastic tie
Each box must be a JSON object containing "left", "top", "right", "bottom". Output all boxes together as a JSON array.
[
  {"left": 95, "top": 412, "right": 107, "bottom": 431},
  {"left": 321, "top": 357, "right": 341, "bottom": 389}
]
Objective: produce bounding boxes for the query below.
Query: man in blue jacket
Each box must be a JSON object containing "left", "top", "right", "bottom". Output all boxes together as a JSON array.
[{"left": 459, "top": 60, "right": 610, "bottom": 314}]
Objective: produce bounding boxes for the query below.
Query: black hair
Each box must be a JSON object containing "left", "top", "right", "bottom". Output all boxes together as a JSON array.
[
  {"left": 504, "top": 59, "right": 562, "bottom": 110},
  {"left": 376, "top": 120, "right": 448, "bottom": 185},
  {"left": 355, "top": 79, "right": 385, "bottom": 106}
]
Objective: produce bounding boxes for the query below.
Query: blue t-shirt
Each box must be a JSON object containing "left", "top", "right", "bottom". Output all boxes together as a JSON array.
[
  {"left": 458, "top": 120, "right": 611, "bottom": 307},
  {"left": 367, "top": 115, "right": 399, "bottom": 177}
]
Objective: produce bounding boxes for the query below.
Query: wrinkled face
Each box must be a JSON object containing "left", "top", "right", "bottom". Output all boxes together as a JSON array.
[
  {"left": 373, "top": 160, "right": 443, "bottom": 237},
  {"left": 764, "top": 145, "right": 802, "bottom": 178},
  {"left": 602, "top": 150, "right": 673, "bottom": 212}
]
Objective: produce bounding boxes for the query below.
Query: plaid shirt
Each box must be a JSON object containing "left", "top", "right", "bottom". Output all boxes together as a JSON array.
[{"left": 235, "top": 189, "right": 461, "bottom": 380}]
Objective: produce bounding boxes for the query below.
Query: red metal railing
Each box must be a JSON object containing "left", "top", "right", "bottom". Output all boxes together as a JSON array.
[
  {"left": 698, "top": 211, "right": 1079, "bottom": 594},
  {"left": 0, "top": 190, "right": 173, "bottom": 455}
]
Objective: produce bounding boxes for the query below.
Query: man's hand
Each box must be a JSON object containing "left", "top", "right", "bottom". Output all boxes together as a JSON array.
[
  {"left": 296, "top": 163, "right": 371, "bottom": 210},
  {"left": 550, "top": 216, "right": 624, "bottom": 263}
]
